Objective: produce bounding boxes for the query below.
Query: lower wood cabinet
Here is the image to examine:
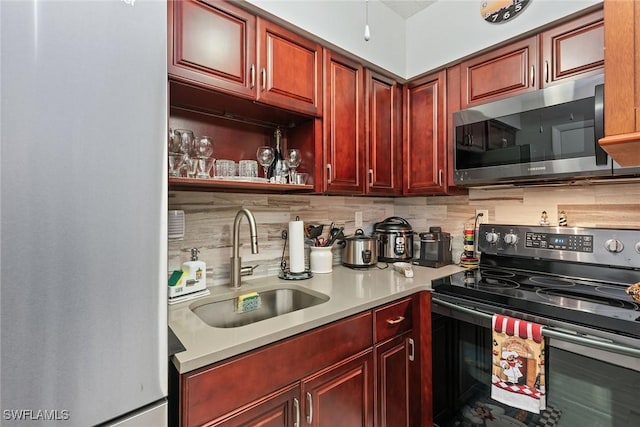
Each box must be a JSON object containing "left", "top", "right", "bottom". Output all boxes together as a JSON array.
[{"left": 171, "top": 294, "right": 428, "bottom": 427}]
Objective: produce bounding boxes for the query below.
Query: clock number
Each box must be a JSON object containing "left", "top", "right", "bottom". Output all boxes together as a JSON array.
[{"left": 503, "top": 11, "right": 511, "bottom": 20}]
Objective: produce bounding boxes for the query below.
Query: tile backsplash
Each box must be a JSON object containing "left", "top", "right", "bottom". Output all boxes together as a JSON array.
[{"left": 169, "top": 182, "right": 640, "bottom": 286}]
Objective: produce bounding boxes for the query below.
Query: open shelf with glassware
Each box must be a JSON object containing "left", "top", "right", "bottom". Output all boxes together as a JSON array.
[{"left": 168, "top": 80, "right": 321, "bottom": 193}]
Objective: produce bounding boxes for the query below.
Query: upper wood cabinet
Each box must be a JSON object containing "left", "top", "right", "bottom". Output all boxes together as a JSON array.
[
  {"left": 256, "top": 18, "right": 323, "bottom": 117},
  {"left": 460, "top": 37, "right": 538, "bottom": 108},
  {"left": 460, "top": 7, "right": 603, "bottom": 108},
  {"left": 599, "top": 0, "right": 640, "bottom": 166},
  {"left": 539, "top": 9, "right": 604, "bottom": 86},
  {"left": 365, "top": 70, "right": 403, "bottom": 196},
  {"left": 323, "top": 49, "right": 366, "bottom": 194},
  {"left": 169, "top": 0, "right": 322, "bottom": 117},
  {"left": 403, "top": 70, "right": 447, "bottom": 195}
]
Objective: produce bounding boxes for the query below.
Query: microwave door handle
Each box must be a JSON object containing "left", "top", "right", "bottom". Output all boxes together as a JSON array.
[{"left": 594, "top": 83, "right": 608, "bottom": 166}]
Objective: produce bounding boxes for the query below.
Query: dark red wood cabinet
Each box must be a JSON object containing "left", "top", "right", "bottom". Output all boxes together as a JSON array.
[
  {"left": 323, "top": 49, "right": 365, "bottom": 194},
  {"left": 460, "top": 7, "right": 603, "bottom": 108},
  {"left": 169, "top": 0, "right": 322, "bottom": 117},
  {"left": 365, "top": 70, "right": 403, "bottom": 196},
  {"left": 171, "top": 296, "right": 425, "bottom": 427},
  {"left": 403, "top": 70, "right": 447, "bottom": 195}
]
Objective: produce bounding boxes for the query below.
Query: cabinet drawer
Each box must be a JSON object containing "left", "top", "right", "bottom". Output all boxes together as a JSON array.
[{"left": 374, "top": 297, "right": 413, "bottom": 343}]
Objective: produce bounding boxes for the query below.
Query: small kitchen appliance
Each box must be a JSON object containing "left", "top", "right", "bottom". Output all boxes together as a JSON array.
[
  {"left": 374, "top": 217, "right": 415, "bottom": 262},
  {"left": 430, "top": 223, "right": 640, "bottom": 426},
  {"left": 341, "top": 228, "right": 377, "bottom": 269},
  {"left": 413, "top": 226, "right": 452, "bottom": 268}
]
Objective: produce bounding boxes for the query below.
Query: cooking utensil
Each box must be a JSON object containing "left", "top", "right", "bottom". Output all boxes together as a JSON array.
[{"left": 325, "top": 226, "right": 344, "bottom": 247}]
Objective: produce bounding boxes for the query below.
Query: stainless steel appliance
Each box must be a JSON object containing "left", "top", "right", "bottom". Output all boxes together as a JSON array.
[
  {"left": 453, "top": 74, "right": 640, "bottom": 186},
  {"left": 1, "top": 2, "right": 168, "bottom": 426},
  {"left": 341, "top": 229, "right": 377, "bottom": 269},
  {"left": 431, "top": 224, "right": 640, "bottom": 426},
  {"left": 374, "top": 217, "right": 415, "bottom": 262},
  {"left": 413, "top": 227, "right": 452, "bottom": 268}
]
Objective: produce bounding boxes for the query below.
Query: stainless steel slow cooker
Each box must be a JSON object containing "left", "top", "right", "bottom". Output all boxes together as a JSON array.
[
  {"left": 373, "top": 217, "right": 414, "bottom": 262},
  {"left": 341, "top": 229, "right": 377, "bottom": 268}
]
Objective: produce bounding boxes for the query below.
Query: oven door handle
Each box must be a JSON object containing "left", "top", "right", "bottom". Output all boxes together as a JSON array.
[{"left": 432, "top": 297, "right": 640, "bottom": 359}]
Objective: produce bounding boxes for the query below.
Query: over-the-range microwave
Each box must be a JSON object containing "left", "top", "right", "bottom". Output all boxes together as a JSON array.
[{"left": 453, "top": 74, "right": 640, "bottom": 186}]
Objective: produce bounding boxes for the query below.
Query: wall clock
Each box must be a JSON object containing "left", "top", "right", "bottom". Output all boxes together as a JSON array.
[{"left": 481, "top": 0, "right": 531, "bottom": 24}]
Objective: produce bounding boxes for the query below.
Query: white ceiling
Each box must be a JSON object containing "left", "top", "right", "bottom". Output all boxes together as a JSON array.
[{"left": 380, "top": 0, "right": 437, "bottom": 19}]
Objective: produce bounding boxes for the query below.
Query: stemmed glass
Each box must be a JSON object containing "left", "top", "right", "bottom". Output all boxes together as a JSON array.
[
  {"left": 286, "top": 148, "right": 301, "bottom": 183},
  {"left": 256, "top": 146, "right": 275, "bottom": 179}
]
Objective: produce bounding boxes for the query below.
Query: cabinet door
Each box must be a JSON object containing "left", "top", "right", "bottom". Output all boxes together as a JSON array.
[
  {"left": 460, "top": 37, "right": 537, "bottom": 108},
  {"left": 302, "top": 351, "right": 374, "bottom": 427},
  {"left": 375, "top": 333, "right": 415, "bottom": 427},
  {"left": 403, "top": 70, "right": 446, "bottom": 195},
  {"left": 208, "top": 384, "right": 300, "bottom": 427},
  {"left": 257, "top": 18, "right": 322, "bottom": 116},
  {"left": 169, "top": 0, "right": 256, "bottom": 99},
  {"left": 323, "top": 50, "right": 365, "bottom": 194},
  {"left": 540, "top": 9, "right": 604, "bottom": 87},
  {"left": 599, "top": 0, "right": 640, "bottom": 166},
  {"left": 365, "top": 70, "right": 402, "bottom": 196}
]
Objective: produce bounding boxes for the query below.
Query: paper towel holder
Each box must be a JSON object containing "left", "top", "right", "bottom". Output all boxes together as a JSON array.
[{"left": 278, "top": 219, "right": 313, "bottom": 280}]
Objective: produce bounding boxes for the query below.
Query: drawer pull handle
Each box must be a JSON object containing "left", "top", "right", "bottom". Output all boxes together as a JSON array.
[
  {"left": 294, "top": 397, "right": 300, "bottom": 427},
  {"left": 250, "top": 64, "right": 256, "bottom": 89},
  {"left": 306, "top": 392, "right": 313, "bottom": 424},
  {"left": 386, "top": 315, "right": 405, "bottom": 325},
  {"left": 408, "top": 337, "right": 415, "bottom": 362}
]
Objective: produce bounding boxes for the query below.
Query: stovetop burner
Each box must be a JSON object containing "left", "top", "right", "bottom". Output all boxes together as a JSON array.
[{"left": 433, "top": 263, "right": 640, "bottom": 339}]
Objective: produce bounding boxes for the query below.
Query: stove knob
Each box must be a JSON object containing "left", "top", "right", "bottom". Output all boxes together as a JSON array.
[
  {"left": 605, "top": 238, "right": 624, "bottom": 253},
  {"left": 486, "top": 232, "right": 499, "bottom": 244},
  {"left": 635, "top": 242, "right": 640, "bottom": 254},
  {"left": 504, "top": 233, "right": 518, "bottom": 245}
]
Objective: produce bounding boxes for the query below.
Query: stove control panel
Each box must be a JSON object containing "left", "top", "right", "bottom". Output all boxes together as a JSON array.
[
  {"left": 478, "top": 224, "right": 640, "bottom": 268},
  {"left": 525, "top": 232, "right": 593, "bottom": 252}
]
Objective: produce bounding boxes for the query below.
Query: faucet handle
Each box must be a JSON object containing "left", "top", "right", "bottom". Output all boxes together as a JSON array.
[{"left": 240, "top": 264, "right": 259, "bottom": 277}]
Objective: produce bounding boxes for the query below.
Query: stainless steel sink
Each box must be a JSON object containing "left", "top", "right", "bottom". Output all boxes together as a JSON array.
[{"left": 190, "top": 286, "right": 330, "bottom": 328}]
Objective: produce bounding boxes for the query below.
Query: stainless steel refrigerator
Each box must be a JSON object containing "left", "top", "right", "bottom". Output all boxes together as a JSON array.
[{"left": 1, "top": 1, "right": 168, "bottom": 425}]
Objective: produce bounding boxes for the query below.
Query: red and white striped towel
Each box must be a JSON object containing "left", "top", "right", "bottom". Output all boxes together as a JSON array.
[{"left": 491, "top": 314, "right": 546, "bottom": 413}]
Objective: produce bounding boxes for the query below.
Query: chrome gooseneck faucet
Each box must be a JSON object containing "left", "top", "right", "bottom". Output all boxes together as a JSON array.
[{"left": 230, "top": 208, "right": 259, "bottom": 288}]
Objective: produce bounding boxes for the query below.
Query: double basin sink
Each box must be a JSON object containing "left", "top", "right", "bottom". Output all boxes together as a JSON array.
[{"left": 190, "top": 286, "right": 329, "bottom": 328}]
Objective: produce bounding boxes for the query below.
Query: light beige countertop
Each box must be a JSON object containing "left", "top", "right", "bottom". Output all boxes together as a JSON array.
[{"left": 169, "top": 263, "right": 463, "bottom": 373}]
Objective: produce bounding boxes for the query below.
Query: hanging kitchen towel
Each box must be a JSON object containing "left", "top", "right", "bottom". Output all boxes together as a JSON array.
[{"left": 491, "top": 314, "right": 546, "bottom": 413}]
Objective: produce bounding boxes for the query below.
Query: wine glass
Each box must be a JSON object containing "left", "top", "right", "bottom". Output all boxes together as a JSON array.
[
  {"left": 256, "top": 146, "right": 274, "bottom": 179},
  {"left": 286, "top": 148, "right": 302, "bottom": 183}
]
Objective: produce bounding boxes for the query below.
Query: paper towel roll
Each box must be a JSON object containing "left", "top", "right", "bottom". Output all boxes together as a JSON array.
[{"left": 288, "top": 220, "right": 305, "bottom": 273}]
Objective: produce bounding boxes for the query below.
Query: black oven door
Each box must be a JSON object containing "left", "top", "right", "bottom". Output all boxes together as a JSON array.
[{"left": 431, "top": 295, "right": 640, "bottom": 427}]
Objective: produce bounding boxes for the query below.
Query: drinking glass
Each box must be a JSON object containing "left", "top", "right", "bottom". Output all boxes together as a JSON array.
[
  {"left": 193, "top": 135, "right": 214, "bottom": 158},
  {"left": 173, "top": 129, "right": 194, "bottom": 155},
  {"left": 168, "top": 153, "right": 184, "bottom": 177},
  {"left": 286, "top": 148, "right": 302, "bottom": 183},
  {"left": 256, "top": 146, "right": 274, "bottom": 178},
  {"left": 196, "top": 157, "right": 215, "bottom": 179}
]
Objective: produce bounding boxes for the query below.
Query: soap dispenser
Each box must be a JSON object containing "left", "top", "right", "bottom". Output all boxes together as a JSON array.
[{"left": 182, "top": 248, "right": 206, "bottom": 293}]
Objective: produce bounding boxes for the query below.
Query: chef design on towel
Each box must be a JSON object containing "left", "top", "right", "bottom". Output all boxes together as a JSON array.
[{"left": 491, "top": 314, "right": 546, "bottom": 414}]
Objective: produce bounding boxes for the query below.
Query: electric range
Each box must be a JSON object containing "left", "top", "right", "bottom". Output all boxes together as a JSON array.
[{"left": 432, "top": 224, "right": 640, "bottom": 340}]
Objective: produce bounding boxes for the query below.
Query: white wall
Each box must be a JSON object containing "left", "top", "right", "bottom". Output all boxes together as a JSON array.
[
  {"left": 246, "top": 0, "right": 407, "bottom": 77},
  {"left": 247, "top": 0, "right": 602, "bottom": 80}
]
